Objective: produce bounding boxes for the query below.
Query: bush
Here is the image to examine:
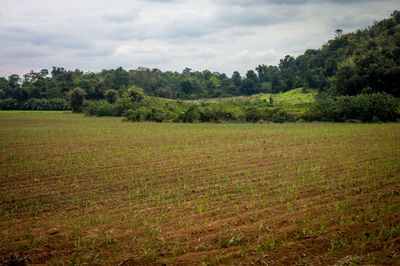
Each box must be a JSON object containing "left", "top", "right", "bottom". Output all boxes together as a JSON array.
[
  {"left": 243, "top": 104, "right": 297, "bottom": 123},
  {"left": 47, "top": 98, "right": 70, "bottom": 110},
  {"left": 0, "top": 98, "right": 19, "bottom": 110},
  {"left": 305, "top": 93, "right": 400, "bottom": 122},
  {"left": 23, "top": 99, "right": 46, "bottom": 110},
  {"left": 119, "top": 96, "right": 299, "bottom": 123},
  {"left": 124, "top": 86, "right": 144, "bottom": 103},
  {"left": 86, "top": 91, "right": 399, "bottom": 124},
  {"left": 181, "top": 105, "right": 201, "bottom": 123},
  {"left": 123, "top": 107, "right": 149, "bottom": 121},
  {"left": 270, "top": 110, "right": 297, "bottom": 123},
  {"left": 244, "top": 106, "right": 266, "bottom": 122},
  {"left": 22, "top": 98, "right": 70, "bottom": 111},
  {"left": 68, "top": 87, "right": 86, "bottom": 112},
  {"left": 84, "top": 100, "right": 119, "bottom": 116},
  {"left": 104, "top": 89, "right": 118, "bottom": 104},
  {"left": 0, "top": 98, "right": 70, "bottom": 111}
]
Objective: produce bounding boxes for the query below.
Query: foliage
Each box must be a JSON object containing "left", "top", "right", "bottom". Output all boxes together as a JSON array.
[
  {"left": 84, "top": 100, "right": 119, "bottom": 116},
  {"left": 124, "top": 86, "right": 144, "bottom": 102},
  {"left": 259, "top": 88, "right": 317, "bottom": 106},
  {"left": 305, "top": 93, "right": 400, "bottom": 122},
  {"left": 22, "top": 98, "right": 70, "bottom": 111},
  {"left": 121, "top": 97, "right": 187, "bottom": 122},
  {"left": 104, "top": 89, "right": 118, "bottom": 104},
  {"left": 83, "top": 88, "right": 301, "bottom": 123},
  {"left": 84, "top": 88, "right": 399, "bottom": 123},
  {"left": 0, "top": 98, "right": 70, "bottom": 110},
  {"left": 68, "top": 87, "right": 86, "bottom": 113},
  {"left": 0, "top": 98, "right": 20, "bottom": 110}
]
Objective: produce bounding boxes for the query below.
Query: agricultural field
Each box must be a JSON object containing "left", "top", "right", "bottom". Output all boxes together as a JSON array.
[{"left": 0, "top": 111, "right": 400, "bottom": 265}]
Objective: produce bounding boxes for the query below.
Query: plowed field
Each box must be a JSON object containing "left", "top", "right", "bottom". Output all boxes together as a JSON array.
[{"left": 1, "top": 111, "right": 399, "bottom": 265}]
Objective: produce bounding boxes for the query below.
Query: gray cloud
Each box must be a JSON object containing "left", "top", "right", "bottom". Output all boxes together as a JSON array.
[
  {"left": 0, "top": 0, "right": 398, "bottom": 76},
  {"left": 140, "top": 0, "right": 180, "bottom": 2},
  {"left": 210, "top": 4, "right": 300, "bottom": 28},
  {"left": 102, "top": 11, "right": 138, "bottom": 23},
  {"left": 217, "top": 0, "right": 375, "bottom": 5}
]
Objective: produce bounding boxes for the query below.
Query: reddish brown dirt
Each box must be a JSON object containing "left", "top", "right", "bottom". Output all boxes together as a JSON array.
[{"left": 1, "top": 115, "right": 399, "bottom": 265}]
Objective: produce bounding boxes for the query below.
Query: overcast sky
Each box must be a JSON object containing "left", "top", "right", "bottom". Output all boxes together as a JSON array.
[{"left": 0, "top": 0, "right": 398, "bottom": 77}]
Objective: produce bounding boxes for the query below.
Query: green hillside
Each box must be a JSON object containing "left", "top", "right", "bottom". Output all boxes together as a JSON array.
[
  {"left": 259, "top": 88, "right": 317, "bottom": 105},
  {"left": 191, "top": 88, "right": 318, "bottom": 116}
]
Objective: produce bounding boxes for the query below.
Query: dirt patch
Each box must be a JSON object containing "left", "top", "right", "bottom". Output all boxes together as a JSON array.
[{"left": 1, "top": 113, "right": 400, "bottom": 265}]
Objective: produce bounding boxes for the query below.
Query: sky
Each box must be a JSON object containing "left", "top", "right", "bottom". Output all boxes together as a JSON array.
[{"left": 0, "top": 0, "right": 398, "bottom": 77}]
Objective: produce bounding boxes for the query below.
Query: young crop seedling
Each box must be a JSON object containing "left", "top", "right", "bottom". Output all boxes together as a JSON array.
[{"left": 1, "top": 112, "right": 399, "bottom": 265}]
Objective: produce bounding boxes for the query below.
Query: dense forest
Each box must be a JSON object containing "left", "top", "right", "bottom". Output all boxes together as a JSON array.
[{"left": 0, "top": 11, "right": 399, "bottom": 122}]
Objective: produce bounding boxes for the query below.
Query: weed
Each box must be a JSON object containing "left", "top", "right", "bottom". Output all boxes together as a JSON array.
[
  {"left": 255, "top": 235, "right": 276, "bottom": 253},
  {"left": 329, "top": 236, "right": 350, "bottom": 251},
  {"left": 379, "top": 224, "right": 400, "bottom": 240},
  {"left": 229, "top": 231, "right": 244, "bottom": 246}
]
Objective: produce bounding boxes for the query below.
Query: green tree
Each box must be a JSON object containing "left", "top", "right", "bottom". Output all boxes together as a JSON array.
[
  {"left": 155, "top": 87, "right": 172, "bottom": 98},
  {"left": 240, "top": 70, "right": 259, "bottom": 95},
  {"left": 67, "top": 87, "right": 86, "bottom": 112},
  {"left": 8, "top": 74, "right": 21, "bottom": 89},
  {"left": 334, "top": 63, "right": 363, "bottom": 95},
  {"left": 335, "top": 29, "right": 343, "bottom": 38},
  {"left": 256, "top": 65, "right": 268, "bottom": 82},
  {"left": 231, "top": 71, "right": 242, "bottom": 88},
  {"left": 180, "top": 79, "right": 195, "bottom": 95},
  {"left": 0, "top": 77, "right": 11, "bottom": 99}
]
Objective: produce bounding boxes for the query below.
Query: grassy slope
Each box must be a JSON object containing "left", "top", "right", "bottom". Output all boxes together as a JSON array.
[
  {"left": 259, "top": 88, "right": 317, "bottom": 115},
  {"left": 188, "top": 88, "right": 316, "bottom": 104},
  {"left": 0, "top": 112, "right": 399, "bottom": 265},
  {"left": 185, "top": 88, "right": 317, "bottom": 116},
  {"left": 259, "top": 88, "right": 317, "bottom": 105}
]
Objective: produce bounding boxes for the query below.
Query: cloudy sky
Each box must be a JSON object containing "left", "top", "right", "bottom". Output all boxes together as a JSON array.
[{"left": 0, "top": 0, "right": 398, "bottom": 77}]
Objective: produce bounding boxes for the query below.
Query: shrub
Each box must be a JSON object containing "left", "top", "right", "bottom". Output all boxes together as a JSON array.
[
  {"left": 305, "top": 93, "right": 400, "bottom": 122},
  {"left": 181, "top": 105, "right": 201, "bottom": 123},
  {"left": 23, "top": 99, "right": 47, "bottom": 110},
  {"left": 270, "top": 110, "right": 292, "bottom": 123},
  {"left": 124, "top": 86, "right": 144, "bottom": 103},
  {"left": 0, "top": 98, "right": 19, "bottom": 110},
  {"left": 244, "top": 106, "right": 266, "bottom": 122},
  {"left": 104, "top": 89, "right": 118, "bottom": 104},
  {"left": 0, "top": 98, "right": 70, "bottom": 111},
  {"left": 67, "top": 87, "right": 86, "bottom": 112},
  {"left": 84, "top": 100, "right": 119, "bottom": 116},
  {"left": 123, "top": 107, "right": 149, "bottom": 121},
  {"left": 47, "top": 98, "right": 70, "bottom": 110}
]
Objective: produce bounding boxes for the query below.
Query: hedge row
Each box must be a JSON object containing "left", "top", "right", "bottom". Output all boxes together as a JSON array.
[
  {"left": 0, "top": 98, "right": 70, "bottom": 111},
  {"left": 83, "top": 97, "right": 298, "bottom": 123},
  {"left": 84, "top": 93, "right": 399, "bottom": 123},
  {"left": 305, "top": 92, "right": 400, "bottom": 122}
]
